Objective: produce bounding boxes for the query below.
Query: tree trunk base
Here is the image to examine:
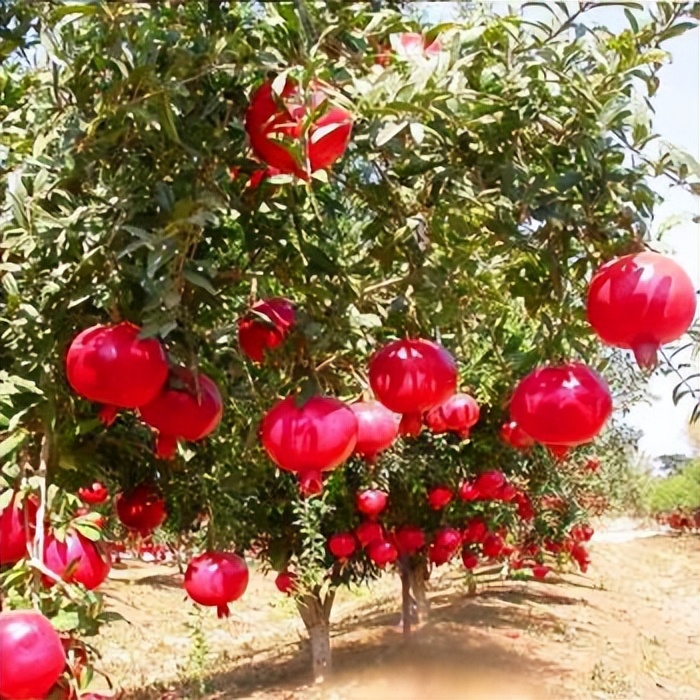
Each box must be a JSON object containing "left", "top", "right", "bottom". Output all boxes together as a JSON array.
[{"left": 296, "top": 590, "right": 335, "bottom": 683}]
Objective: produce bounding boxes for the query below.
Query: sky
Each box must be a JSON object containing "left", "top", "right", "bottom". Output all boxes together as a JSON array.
[{"left": 419, "top": 2, "right": 700, "bottom": 459}]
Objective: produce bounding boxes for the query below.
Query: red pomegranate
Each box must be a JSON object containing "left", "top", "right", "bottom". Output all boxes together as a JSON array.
[
  {"left": 44, "top": 530, "right": 111, "bottom": 590},
  {"left": 77, "top": 481, "right": 109, "bottom": 505},
  {"left": 65, "top": 322, "right": 169, "bottom": 425},
  {"left": 260, "top": 394, "right": 357, "bottom": 493},
  {"left": 139, "top": 366, "right": 223, "bottom": 459},
  {"left": 495, "top": 482, "right": 517, "bottom": 502},
  {"left": 0, "top": 610, "right": 66, "bottom": 700},
  {"left": 393, "top": 525, "right": 425, "bottom": 556},
  {"left": 482, "top": 533, "right": 505, "bottom": 559},
  {"left": 367, "top": 540, "right": 398, "bottom": 567},
  {"left": 462, "top": 518, "right": 487, "bottom": 544},
  {"left": 275, "top": 570, "right": 298, "bottom": 595},
  {"left": 510, "top": 362, "right": 613, "bottom": 457},
  {"left": 500, "top": 420, "right": 534, "bottom": 450},
  {"left": 428, "top": 544, "right": 453, "bottom": 566},
  {"left": 184, "top": 551, "right": 249, "bottom": 618},
  {"left": 513, "top": 492, "right": 534, "bottom": 521},
  {"left": 587, "top": 252, "right": 697, "bottom": 369},
  {"left": 245, "top": 79, "right": 353, "bottom": 179},
  {"left": 473, "top": 471, "right": 505, "bottom": 499},
  {"left": 328, "top": 532, "right": 356, "bottom": 560},
  {"left": 368, "top": 339, "right": 457, "bottom": 436},
  {"left": 425, "top": 393, "right": 480, "bottom": 439},
  {"left": 531, "top": 564, "right": 551, "bottom": 579},
  {"left": 570, "top": 524, "right": 594, "bottom": 543},
  {"left": 461, "top": 549, "right": 479, "bottom": 570},
  {"left": 427, "top": 485, "right": 454, "bottom": 510},
  {"left": 115, "top": 483, "right": 167, "bottom": 535},
  {"left": 238, "top": 297, "right": 296, "bottom": 364},
  {"left": 433, "top": 527, "right": 462, "bottom": 554},
  {"left": 356, "top": 489, "right": 388, "bottom": 519},
  {"left": 350, "top": 401, "right": 399, "bottom": 463},
  {"left": 0, "top": 492, "right": 37, "bottom": 565},
  {"left": 458, "top": 480, "right": 479, "bottom": 501},
  {"left": 355, "top": 521, "right": 385, "bottom": 548},
  {"left": 570, "top": 543, "right": 590, "bottom": 573}
]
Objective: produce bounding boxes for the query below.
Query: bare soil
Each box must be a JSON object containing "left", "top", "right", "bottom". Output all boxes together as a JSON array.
[{"left": 96, "top": 531, "right": 700, "bottom": 700}]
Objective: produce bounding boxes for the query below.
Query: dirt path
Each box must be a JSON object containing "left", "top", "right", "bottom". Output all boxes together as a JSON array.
[{"left": 97, "top": 532, "right": 700, "bottom": 700}]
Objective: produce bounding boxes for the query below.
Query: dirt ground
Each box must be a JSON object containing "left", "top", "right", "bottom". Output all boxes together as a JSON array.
[{"left": 95, "top": 528, "right": 700, "bottom": 700}]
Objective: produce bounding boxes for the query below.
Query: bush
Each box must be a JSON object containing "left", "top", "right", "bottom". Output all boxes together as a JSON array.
[{"left": 644, "top": 459, "right": 700, "bottom": 514}]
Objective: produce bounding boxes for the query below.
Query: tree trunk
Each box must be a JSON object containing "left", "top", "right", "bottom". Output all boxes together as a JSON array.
[
  {"left": 408, "top": 557, "right": 430, "bottom": 623},
  {"left": 296, "top": 588, "right": 335, "bottom": 683},
  {"left": 399, "top": 559, "right": 413, "bottom": 637}
]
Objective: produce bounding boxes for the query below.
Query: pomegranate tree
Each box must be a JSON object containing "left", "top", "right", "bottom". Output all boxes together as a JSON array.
[{"left": 184, "top": 551, "right": 249, "bottom": 618}]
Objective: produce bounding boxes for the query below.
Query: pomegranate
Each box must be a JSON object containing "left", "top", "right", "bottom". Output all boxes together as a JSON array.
[
  {"left": 350, "top": 400, "right": 399, "bottom": 463},
  {"left": 500, "top": 420, "right": 534, "bottom": 450},
  {"left": 457, "top": 480, "right": 479, "bottom": 501},
  {"left": 482, "top": 533, "right": 505, "bottom": 559},
  {"left": 328, "top": 532, "right": 356, "bottom": 560},
  {"left": 355, "top": 521, "right": 385, "bottom": 548},
  {"left": 368, "top": 338, "right": 457, "bottom": 436},
  {"left": 0, "top": 492, "right": 37, "bottom": 565},
  {"left": 570, "top": 524, "right": 594, "bottom": 543},
  {"left": 393, "top": 525, "right": 425, "bottom": 556},
  {"left": 427, "top": 485, "right": 453, "bottom": 510},
  {"left": 461, "top": 549, "right": 479, "bottom": 570},
  {"left": 0, "top": 610, "right": 66, "bottom": 700},
  {"left": 462, "top": 518, "right": 488, "bottom": 544},
  {"left": 510, "top": 362, "right": 612, "bottom": 457},
  {"left": 570, "top": 543, "right": 590, "bottom": 573},
  {"left": 139, "top": 366, "right": 223, "bottom": 459},
  {"left": 77, "top": 481, "right": 108, "bottom": 505},
  {"left": 65, "top": 322, "right": 169, "bottom": 425},
  {"left": 115, "top": 483, "right": 167, "bottom": 535},
  {"left": 245, "top": 79, "right": 353, "bottom": 179},
  {"left": 429, "top": 544, "right": 453, "bottom": 566},
  {"left": 356, "top": 489, "right": 388, "bottom": 519},
  {"left": 184, "top": 551, "right": 249, "bottom": 618},
  {"left": 275, "top": 570, "right": 298, "bottom": 595},
  {"left": 366, "top": 540, "right": 398, "bottom": 567},
  {"left": 513, "top": 491, "right": 534, "bottom": 521},
  {"left": 44, "top": 530, "right": 111, "bottom": 590},
  {"left": 260, "top": 394, "right": 358, "bottom": 493},
  {"left": 237, "top": 297, "right": 296, "bottom": 363},
  {"left": 531, "top": 564, "right": 551, "bottom": 579},
  {"left": 433, "top": 527, "right": 462, "bottom": 554},
  {"left": 587, "top": 252, "right": 697, "bottom": 369},
  {"left": 425, "top": 393, "right": 480, "bottom": 439},
  {"left": 496, "top": 483, "right": 518, "bottom": 502},
  {"left": 473, "top": 470, "right": 506, "bottom": 499}
]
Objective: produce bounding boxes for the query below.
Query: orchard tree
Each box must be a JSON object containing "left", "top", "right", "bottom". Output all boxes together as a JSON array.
[{"left": 1, "top": 0, "right": 698, "bottom": 688}]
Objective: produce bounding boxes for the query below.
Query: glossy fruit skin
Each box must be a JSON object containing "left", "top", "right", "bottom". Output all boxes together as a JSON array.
[
  {"left": 513, "top": 492, "right": 534, "bottom": 521},
  {"left": 0, "top": 610, "right": 66, "bottom": 700},
  {"left": 44, "top": 530, "right": 111, "bottom": 590},
  {"left": 0, "top": 492, "right": 37, "bottom": 566},
  {"left": 238, "top": 298, "right": 296, "bottom": 364},
  {"left": 570, "top": 524, "right": 594, "bottom": 543},
  {"left": 349, "top": 401, "right": 399, "bottom": 463},
  {"left": 531, "top": 565, "right": 551, "bottom": 579},
  {"left": 433, "top": 527, "right": 462, "bottom": 553},
  {"left": 245, "top": 80, "right": 353, "bottom": 179},
  {"left": 260, "top": 396, "right": 358, "bottom": 493},
  {"left": 482, "top": 533, "right": 505, "bottom": 559},
  {"left": 139, "top": 367, "right": 224, "bottom": 459},
  {"left": 115, "top": 483, "right": 167, "bottom": 536},
  {"left": 355, "top": 521, "right": 385, "bottom": 548},
  {"left": 368, "top": 339, "right": 457, "bottom": 436},
  {"left": 458, "top": 480, "right": 479, "bottom": 501},
  {"left": 184, "top": 551, "right": 249, "bottom": 618},
  {"left": 356, "top": 489, "right": 388, "bottom": 519},
  {"left": 393, "top": 525, "right": 425, "bottom": 556},
  {"left": 510, "top": 363, "right": 613, "bottom": 454},
  {"left": 500, "top": 420, "right": 535, "bottom": 450},
  {"left": 473, "top": 471, "right": 506, "bottom": 499},
  {"left": 328, "top": 532, "right": 356, "bottom": 560},
  {"left": 587, "top": 252, "right": 697, "bottom": 369},
  {"left": 424, "top": 393, "right": 480, "bottom": 439},
  {"left": 65, "top": 322, "right": 169, "bottom": 425},
  {"left": 461, "top": 549, "right": 479, "bottom": 570},
  {"left": 462, "top": 518, "right": 488, "bottom": 544},
  {"left": 427, "top": 485, "right": 453, "bottom": 510},
  {"left": 366, "top": 540, "right": 398, "bottom": 567},
  {"left": 275, "top": 571, "right": 298, "bottom": 595},
  {"left": 77, "top": 481, "right": 108, "bottom": 505}
]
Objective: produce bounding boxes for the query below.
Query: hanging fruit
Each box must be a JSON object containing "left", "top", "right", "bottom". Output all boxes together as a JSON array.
[
  {"left": 139, "top": 366, "right": 223, "bottom": 459},
  {"left": 427, "top": 485, "right": 453, "bottom": 510},
  {"left": 0, "top": 492, "right": 37, "bottom": 566},
  {"left": 355, "top": 521, "right": 385, "bottom": 548},
  {"left": 424, "top": 392, "right": 480, "bottom": 438},
  {"left": 356, "top": 489, "right": 388, "bottom": 519},
  {"left": 115, "top": 483, "right": 167, "bottom": 536},
  {"left": 238, "top": 297, "right": 296, "bottom": 364},
  {"left": 368, "top": 338, "right": 457, "bottom": 436},
  {"left": 392, "top": 525, "right": 426, "bottom": 556},
  {"left": 77, "top": 481, "right": 109, "bottom": 505},
  {"left": 43, "top": 530, "right": 111, "bottom": 590},
  {"left": 184, "top": 551, "right": 249, "bottom": 618},
  {"left": 65, "top": 322, "right": 169, "bottom": 425},
  {"left": 327, "top": 532, "right": 356, "bottom": 560},
  {"left": 366, "top": 539, "right": 398, "bottom": 567},
  {"left": 349, "top": 400, "right": 399, "bottom": 464},
  {"left": 587, "top": 252, "right": 697, "bottom": 369},
  {"left": 275, "top": 571, "right": 298, "bottom": 595},
  {"left": 500, "top": 420, "right": 535, "bottom": 451},
  {"left": 510, "top": 362, "right": 612, "bottom": 458}
]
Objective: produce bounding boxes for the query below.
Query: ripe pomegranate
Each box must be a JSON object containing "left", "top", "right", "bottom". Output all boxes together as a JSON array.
[
  {"left": 366, "top": 540, "right": 398, "bottom": 567},
  {"left": 482, "top": 533, "right": 504, "bottom": 559},
  {"left": 500, "top": 420, "right": 534, "bottom": 450},
  {"left": 393, "top": 525, "right": 425, "bottom": 556},
  {"left": 570, "top": 524, "right": 594, "bottom": 543},
  {"left": 0, "top": 610, "right": 66, "bottom": 700},
  {"left": 77, "top": 481, "right": 108, "bottom": 505},
  {"left": 65, "top": 322, "right": 169, "bottom": 425},
  {"left": 368, "top": 338, "right": 457, "bottom": 436},
  {"left": 115, "top": 483, "right": 167, "bottom": 535},
  {"left": 425, "top": 393, "right": 480, "bottom": 439},
  {"left": 44, "top": 530, "right": 111, "bottom": 590},
  {"left": 496, "top": 483, "right": 517, "bottom": 502},
  {"left": 0, "top": 492, "right": 37, "bottom": 565},
  {"left": 531, "top": 564, "right": 551, "bottom": 579},
  {"left": 139, "top": 366, "right": 223, "bottom": 459},
  {"left": 237, "top": 297, "right": 296, "bottom": 363},
  {"left": 328, "top": 532, "right": 356, "bottom": 560},
  {"left": 461, "top": 549, "right": 479, "bottom": 570},
  {"left": 427, "top": 485, "right": 454, "bottom": 510},
  {"left": 587, "top": 252, "right": 697, "bottom": 369},
  {"left": 275, "top": 571, "right": 298, "bottom": 595},
  {"left": 350, "top": 400, "right": 399, "bottom": 463},
  {"left": 462, "top": 518, "right": 488, "bottom": 544},
  {"left": 260, "top": 395, "right": 358, "bottom": 494},
  {"left": 245, "top": 79, "right": 353, "bottom": 179},
  {"left": 184, "top": 551, "right": 249, "bottom": 618},
  {"left": 510, "top": 362, "right": 612, "bottom": 457},
  {"left": 513, "top": 491, "right": 534, "bottom": 521},
  {"left": 355, "top": 521, "right": 385, "bottom": 548},
  {"left": 429, "top": 544, "right": 452, "bottom": 566},
  {"left": 473, "top": 470, "right": 506, "bottom": 499},
  {"left": 458, "top": 480, "right": 479, "bottom": 501},
  {"left": 356, "top": 489, "right": 388, "bottom": 519},
  {"left": 433, "top": 527, "right": 462, "bottom": 552},
  {"left": 570, "top": 543, "right": 590, "bottom": 573}
]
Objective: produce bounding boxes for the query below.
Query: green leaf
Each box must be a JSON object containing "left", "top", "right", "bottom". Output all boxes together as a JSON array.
[
  {"left": 50, "top": 3, "right": 98, "bottom": 20},
  {"left": 183, "top": 269, "right": 217, "bottom": 296},
  {"left": 375, "top": 121, "right": 407, "bottom": 147},
  {"left": 72, "top": 522, "right": 102, "bottom": 542},
  {"left": 51, "top": 610, "right": 81, "bottom": 632},
  {"left": 0, "top": 430, "right": 28, "bottom": 459}
]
